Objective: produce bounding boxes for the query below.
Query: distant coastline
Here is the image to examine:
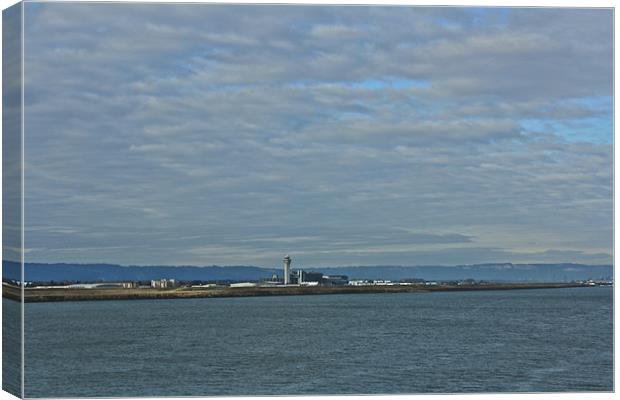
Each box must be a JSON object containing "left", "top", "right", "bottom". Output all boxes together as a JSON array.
[
  {"left": 3, "top": 261, "right": 613, "bottom": 283},
  {"left": 3, "top": 282, "right": 597, "bottom": 303}
]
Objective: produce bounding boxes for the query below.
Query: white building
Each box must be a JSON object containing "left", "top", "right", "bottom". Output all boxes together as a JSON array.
[
  {"left": 150, "top": 279, "right": 178, "bottom": 289},
  {"left": 230, "top": 282, "right": 258, "bottom": 288}
]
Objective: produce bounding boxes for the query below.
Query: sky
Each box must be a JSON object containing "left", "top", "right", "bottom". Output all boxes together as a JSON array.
[{"left": 14, "top": 4, "right": 614, "bottom": 267}]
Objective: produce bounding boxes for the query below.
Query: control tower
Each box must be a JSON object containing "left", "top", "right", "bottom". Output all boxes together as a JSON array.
[{"left": 283, "top": 255, "right": 291, "bottom": 285}]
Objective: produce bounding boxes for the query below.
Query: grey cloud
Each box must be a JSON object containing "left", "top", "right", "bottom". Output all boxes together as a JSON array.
[{"left": 19, "top": 4, "right": 612, "bottom": 266}]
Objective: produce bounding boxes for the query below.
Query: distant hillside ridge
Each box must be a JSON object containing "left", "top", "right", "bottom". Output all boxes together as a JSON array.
[{"left": 2, "top": 261, "right": 613, "bottom": 283}]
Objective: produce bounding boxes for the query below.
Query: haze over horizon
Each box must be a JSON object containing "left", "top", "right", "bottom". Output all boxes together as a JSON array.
[{"left": 10, "top": 5, "right": 613, "bottom": 267}]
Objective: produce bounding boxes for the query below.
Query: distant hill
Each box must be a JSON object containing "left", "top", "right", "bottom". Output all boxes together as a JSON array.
[
  {"left": 4, "top": 262, "right": 280, "bottom": 283},
  {"left": 2, "top": 261, "right": 613, "bottom": 283},
  {"left": 313, "top": 264, "right": 613, "bottom": 282}
]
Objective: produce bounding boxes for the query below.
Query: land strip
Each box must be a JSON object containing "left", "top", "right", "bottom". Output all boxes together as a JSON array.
[{"left": 3, "top": 282, "right": 591, "bottom": 303}]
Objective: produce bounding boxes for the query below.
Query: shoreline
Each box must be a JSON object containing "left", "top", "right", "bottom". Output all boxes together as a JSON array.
[{"left": 2, "top": 282, "right": 594, "bottom": 303}]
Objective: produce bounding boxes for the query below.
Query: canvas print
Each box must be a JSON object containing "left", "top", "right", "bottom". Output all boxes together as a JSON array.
[{"left": 2, "top": 2, "right": 614, "bottom": 398}]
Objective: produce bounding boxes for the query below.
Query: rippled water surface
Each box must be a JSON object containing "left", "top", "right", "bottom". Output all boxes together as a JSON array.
[
  {"left": 3, "top": 297, "right": 21, "bottom": 396},
  {"left": 22, "top": 287, "right": 612, "bottom": 397}
]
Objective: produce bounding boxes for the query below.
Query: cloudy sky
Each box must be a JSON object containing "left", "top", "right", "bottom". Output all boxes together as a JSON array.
[{"left": 19, "top": 4, "right": 613, "bottom": 267}]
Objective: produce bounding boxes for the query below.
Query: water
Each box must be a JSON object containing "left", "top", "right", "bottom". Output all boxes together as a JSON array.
[
  {"left": 3, "top": 296, "right": 22, "bottom": 397},
  {"left": 21, "top": 287, "right": 612, "bottom": 397}
]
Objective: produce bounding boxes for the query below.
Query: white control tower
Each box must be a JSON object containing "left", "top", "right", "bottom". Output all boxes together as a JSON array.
[{"left": 283, "top": 255, "right": 291, "bottom": 285}]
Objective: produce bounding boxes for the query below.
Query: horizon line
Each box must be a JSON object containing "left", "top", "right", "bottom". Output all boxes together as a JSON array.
[{"left": 2, "top": 260, "right": 613, "bottom": 268}]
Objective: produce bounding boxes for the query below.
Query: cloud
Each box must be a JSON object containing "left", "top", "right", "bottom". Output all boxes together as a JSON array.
[{"left": 19, "top": 4, "right": 612, "bottom": 266}]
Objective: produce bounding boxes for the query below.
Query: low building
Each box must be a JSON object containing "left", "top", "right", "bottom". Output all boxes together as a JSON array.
[
  {"left": 120, "top": 282, "right": 139, "bottom": 289},
  {"left": 230, "top": 282, "right": 258, "bottom": 288},
  {"left": 150, "top": 279, "right": 178, "bottom": 289},
  {"left": 262, "top": 274, "right": 282, "bottom": 285},
  {"left": 373, "top": 280, "right": 393, "bottom": 286},
  {"left": 289, "top": 270, "right": 323, "bottom": 285},
  {"left": 303, "top": 271, "right": 324, "bottom": 283},
  {"left": 321, "top": 275, "right": 349, "bottom": 286}
]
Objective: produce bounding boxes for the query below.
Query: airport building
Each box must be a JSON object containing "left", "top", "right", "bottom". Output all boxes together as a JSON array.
[
  {"left": 227, "top": 255, "right": 351, "bottom": 288},
  {"left": 321, "top": 275, "right": 349, "bottom": 286},
  {"left": 288, "top": 270, "right": 324, "bottom": 285},
  {"left": 150, "top": 278, "right": 178, "bottom": 289},
  {"left": 280, "top": 255, "right": 348, "bottom": 286}
]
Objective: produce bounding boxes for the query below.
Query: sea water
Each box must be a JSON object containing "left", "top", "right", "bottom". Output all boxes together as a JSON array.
[{"left": 17, "top": 287, "right": 613, "bottom": 397}]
